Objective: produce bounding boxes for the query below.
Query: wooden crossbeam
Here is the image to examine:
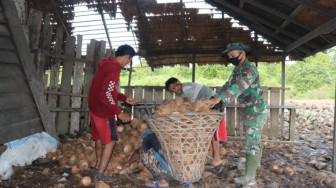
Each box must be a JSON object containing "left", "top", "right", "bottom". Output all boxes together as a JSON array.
[
  {"left": 291, "top": 0, "right": 336, "bottom": 18},
  {"left": 285, "top": 18, "right": 336, "bottom": 53},
  {"left": 275, "top": 5, "right": 305, "bottom": 34},
  {"left": 211, "top": 0, "right": 310, "bottom": 56}
]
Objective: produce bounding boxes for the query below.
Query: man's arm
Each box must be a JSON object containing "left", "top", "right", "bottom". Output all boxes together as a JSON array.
[{"left": 217, "top": 68, "right": 256, "bottom": 105}]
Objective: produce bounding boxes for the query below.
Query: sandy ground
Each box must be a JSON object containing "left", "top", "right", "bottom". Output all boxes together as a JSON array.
[{"left": 286, "top": 99, "right": 334, "bottom": 106}]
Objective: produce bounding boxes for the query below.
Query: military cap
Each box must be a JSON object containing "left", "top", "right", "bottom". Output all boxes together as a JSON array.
[{"left": 222, "top": 42, "right": 251, "bottom": 54}]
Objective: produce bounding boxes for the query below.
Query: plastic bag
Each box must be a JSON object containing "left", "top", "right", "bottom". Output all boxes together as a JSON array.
[{"left": 0, "top": 132, "right": 58, "bottom": 180}]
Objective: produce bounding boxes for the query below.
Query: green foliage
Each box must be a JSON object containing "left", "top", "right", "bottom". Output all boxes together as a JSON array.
[{"left": 114, "top": 51, "right": 336, "bottom": 100}]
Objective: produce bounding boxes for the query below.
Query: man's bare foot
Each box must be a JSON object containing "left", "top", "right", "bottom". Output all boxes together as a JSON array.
[{"left": 145, "top": 179, "right": 169, "bottom": 187}]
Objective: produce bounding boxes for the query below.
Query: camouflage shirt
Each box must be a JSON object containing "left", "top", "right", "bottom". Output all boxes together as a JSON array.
[{"left": 217, "top": 59, "right": 266, "bottom": 116}]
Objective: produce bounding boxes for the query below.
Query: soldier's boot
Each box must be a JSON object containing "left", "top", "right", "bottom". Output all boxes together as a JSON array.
[{"left": 234, "top": 153, "right": 260, "bottom": 183}]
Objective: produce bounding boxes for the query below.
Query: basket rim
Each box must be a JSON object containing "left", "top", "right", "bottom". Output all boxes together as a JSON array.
[{"left": 144, "top": 112, "right": 225, "bottom": 119}]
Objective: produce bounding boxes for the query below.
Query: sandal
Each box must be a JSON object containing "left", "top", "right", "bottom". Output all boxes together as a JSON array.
[
  {"left": 181, "top": 182, "right": 195, "bottom": 186},
  {"left": 145, "top": 181, "right": 169, "bottom": 188},
  {"left": 205, "top": 163, "right": 223, "bottom": 169}
]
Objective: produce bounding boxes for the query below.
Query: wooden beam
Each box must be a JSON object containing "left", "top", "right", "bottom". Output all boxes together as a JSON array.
[
  {"left": 290, "top": 0, "right": 336, "bottom": 18},
  {"left": 275, "top": 5, "right": 305, "bottom": 34},
  {"left": 209, "top": 0, "right": 310, "bottom": 56},
  {"left": 97, "top": 0, "right": 112, "bottom": 50},
  {"left": 47, "top": 0, "right": 69, "bottom": 36},
  {"left": 212, "top": 0, "right": 308, "bottom": 43},
  {"left": 245, "top": 1, "right": 336, "bottom": 43},
  {"left": 2, "top": 0, "right": 57, "bottom": 139},
  {"left": 142, "top": 49, "right": 285, "bottom": 56},
  {"left": 239, "top": 0, "right": 245, "bottom": 8},
  {"left": 285, "top": 18, "right": 336, "bottom": 53}
]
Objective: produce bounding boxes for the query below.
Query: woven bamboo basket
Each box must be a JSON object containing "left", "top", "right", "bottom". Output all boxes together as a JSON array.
[{"left": 144, "top": 112, "right": 224, "bottom": 183}]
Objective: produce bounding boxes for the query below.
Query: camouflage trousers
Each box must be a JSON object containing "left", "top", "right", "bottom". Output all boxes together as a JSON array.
[
  {"left": 140, "top": 148, "right": 172, "bottom": 181},
  {"left": 244, "top": 111, "right": 267, "bottom": 155}
]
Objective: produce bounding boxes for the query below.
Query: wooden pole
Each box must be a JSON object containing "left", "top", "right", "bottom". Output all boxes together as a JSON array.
[
  {"left": 332, "top": 82, "right": 336, "bottom": 172},
  {"left": 128, "top": 60, "right": 133, "bottom": 86},
  {"left": 97, "top": 0, "right": 112, "bottom": 50},
  {"left": 280, "top": 55, "right": 286, "bottom": 138},
  {"left": 192, "top": 53, "right": 196, "bottom": 83}
]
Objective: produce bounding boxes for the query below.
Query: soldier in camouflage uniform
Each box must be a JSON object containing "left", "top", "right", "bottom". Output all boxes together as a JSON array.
[{"left": 207, "top": 43, "right": 267, "bottom": 184}]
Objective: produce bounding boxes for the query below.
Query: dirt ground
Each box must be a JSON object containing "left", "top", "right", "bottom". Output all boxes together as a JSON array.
[{"left": 1, "top": 99, "right": 335, "bottom": 188}]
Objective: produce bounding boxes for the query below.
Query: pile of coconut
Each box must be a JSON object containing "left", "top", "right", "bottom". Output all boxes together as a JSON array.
[
  {"left": 46, "top": 118, "right": 151, "bottom": 183},
  {"left": 155, "top": 98, "right": 216, "bottom": 115}
]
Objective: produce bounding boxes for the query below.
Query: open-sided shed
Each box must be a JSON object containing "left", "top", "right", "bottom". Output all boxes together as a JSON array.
[{"left": 0, "top": 0, "right": 335, "bottom": 167}]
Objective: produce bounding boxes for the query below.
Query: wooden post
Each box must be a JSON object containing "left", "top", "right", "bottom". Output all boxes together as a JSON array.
[
  {"left": 124, "top": 86, "right": 133, "bottom": 115},
  {"left": 270, "top": 88, "right": 280, "bottom": 138},
  {"left": 261, "top": 86, "right": 269, "bottom": 137},
  {"left": 165, "top": 88, "right": 174, "bottom": 101},
  {"left": 154, "top": 86, "right": 163, "bottom": 104},
  {"left": 82, "top": 41, "right": 96, "bottom": 131},
  {"left": 332, "top": 83, "right": 336, "bottom": 172},
  {"left": 134, "top": 86, "right": 143, "bottom": 119},
  {"left": 128, "top": 60, "right": 133, "bottom": 86},
  {"left": 144, "top": 86, "right": 154, "bottom": 103},
  {"left": 192, "top": 53, "right": 196, "bottom": 83},
  {"left": 57, "top": 36, "right": 76, "bottom": 134},
  {"left": 289, "top": 108, "right": 296, "bottom": 141},
  {"left": 280, "top": 56, "right": 286, "bottom": 138},
  {"left": 36, "top": 14, "right": 52, "bottom": 81},
  {"left": 27, "top": 8, "right": 42, "bottom": 50},
  {"left": 70, "top": 35, "right": 83, "bottom": 134},
  {"left": 227, "top": 102, "right": 236, "bottom": 136},
  {"left": 47, "top": 26, "right": 63, "bottom": 128}
]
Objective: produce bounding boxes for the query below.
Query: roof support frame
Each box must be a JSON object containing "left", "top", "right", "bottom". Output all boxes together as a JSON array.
[
  {"left": 244, "top": 0, "right": 336, "bottom": 43},
  {"left": 210, "top": 0, "right": 311, "bottom": 56},
  {"left": 290, "top": 0, "right": 336, "bottom": 18},
  {"left": 285, "top": 18, "right": 336, "bottom": 54}
]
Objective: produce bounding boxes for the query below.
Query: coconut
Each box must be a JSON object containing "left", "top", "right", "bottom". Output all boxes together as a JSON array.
[
  {"left": 117, "top": 126, "right": 124, "bottom": 133},
  {"left": 59, "top": 143, "right": 70, "bottom": 152},
  {"left": 131, "top": 118, "right": 142, "bottom": 129},
  {"left": 58, "top": 156, "right": 68, "bottom": 167},
  {"left": 68, "top": 155, "right": 77, "bottom": 165},
  {"left": 119, "top": 169, "right": 128, "bottom": 175},
  {"left": 84, "top": 147, "right": 94, "bottom": 155},
  {"left": 77, "top": 152, "right": 86, "bottom": 160},
  {"left": 129, "top": 135, "right": 138, "bottom": 144},
  {"left": 46, "top": 152, "right": 56, "bottom": 160},
  {"left": 123, "top": 143, "right": 133, "bottom": 154},
  {"left": 81, "top": 176, "right": 91, "bottom": 186},
  {"left": 125, "top": 124, "right": 132, "bottom": 131},
  {"left": 138, "top": 123, "right": 148, "bottom": 131},
  {"left": 96, "top": 181, "right": 111, "bottom": 188},
  {"left": 79, "top": 160, "right": 89, "bottom": 171},
  {"left": 130, "top": 129, "right": 140, "bottom": 137},
  {"left": 219, "top": 148, "right": 227, "bottom": 156},
  {"left": 86, "top": 153, "right": 96, "bottom": 163},
  {"left": 90, "top": 140, "right": 95, "bottom": 148},
  {"left": 71, "top": 165, "right": 80, "bottom": 174}
]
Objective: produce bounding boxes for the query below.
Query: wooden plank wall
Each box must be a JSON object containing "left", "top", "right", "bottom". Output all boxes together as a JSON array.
[{"left": 0, "top": 1, "right": 44, "bottom": 144}]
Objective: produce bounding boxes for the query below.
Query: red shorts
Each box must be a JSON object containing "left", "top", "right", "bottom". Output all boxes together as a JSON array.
[
  {"left": 212, "top": 118, "right": 227, "bottom": 141},
  {"left": 90, "top": 112, "right": 118, "bottom": 144}
]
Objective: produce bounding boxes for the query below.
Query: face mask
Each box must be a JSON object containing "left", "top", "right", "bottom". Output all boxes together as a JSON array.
[{"left": 229, "top": 53, "right": 242, "bottom": 66}]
